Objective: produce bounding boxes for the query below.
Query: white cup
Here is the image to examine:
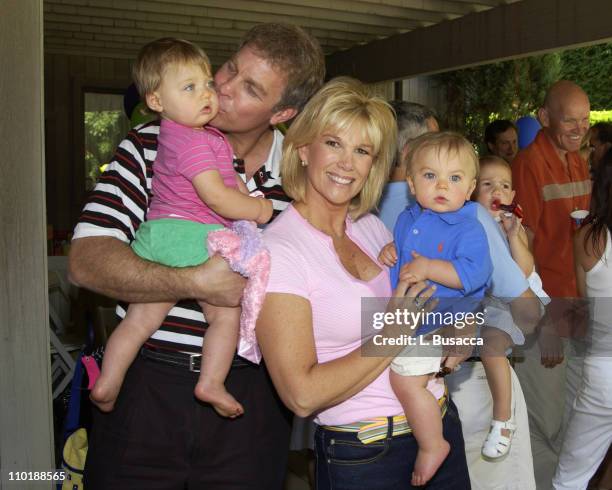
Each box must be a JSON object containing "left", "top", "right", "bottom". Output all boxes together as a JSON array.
[{"left": 570, "top": 209, "right": 589, "bottom": 226}]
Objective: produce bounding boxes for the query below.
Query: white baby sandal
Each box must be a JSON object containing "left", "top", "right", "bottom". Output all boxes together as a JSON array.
[{"left": 481, "top": 419, "right": 516, "bottom": 461}]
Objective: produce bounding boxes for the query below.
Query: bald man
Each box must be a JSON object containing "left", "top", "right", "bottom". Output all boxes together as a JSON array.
[
  {"left": 512, "top": 81, "right": 591, "bottom": 298},
  {"left": 512, "top": 81, "right": 591, "bottom": 490}
]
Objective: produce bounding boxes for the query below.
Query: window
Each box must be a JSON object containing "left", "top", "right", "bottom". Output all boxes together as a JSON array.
[{"left": 84, "top": 92, "right": 129, "bottom": 190}]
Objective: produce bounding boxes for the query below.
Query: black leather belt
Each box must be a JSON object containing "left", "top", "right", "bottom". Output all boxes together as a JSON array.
[{"left": 140, "top": 347, "right": 254, "bottom": 372}]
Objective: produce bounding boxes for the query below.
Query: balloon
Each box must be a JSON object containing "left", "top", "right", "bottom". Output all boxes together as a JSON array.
[{"left": 516, "top": 116, "right": 541, "bottom": 149}]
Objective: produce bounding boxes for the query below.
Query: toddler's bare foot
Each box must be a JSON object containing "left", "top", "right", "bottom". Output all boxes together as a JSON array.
[
  {"left": 195, "top": 379, "right": 244, "bottom": 418},
  {"left": 90, "top": 376, "right": 121, "bottom": 412},
  {"left": 411, "top": 440, "right": 450, "bottom": 486}
]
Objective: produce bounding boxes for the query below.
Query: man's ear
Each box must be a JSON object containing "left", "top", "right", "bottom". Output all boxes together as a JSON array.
[
  {"left": 538, "top": 107, "right": 550, "bottom": 128},
  {"left": 487, "top": 142, "right": 495, "bottom": 154},
  {"left": 270, "top": 106, "right": 298, "bottom": 126},
  {"left": 146, "top": 92, "right": 163, "bottom": 113}
]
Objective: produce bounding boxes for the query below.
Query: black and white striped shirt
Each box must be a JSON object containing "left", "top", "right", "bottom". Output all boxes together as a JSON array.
[{"left": 73, "top": 120, "right": 291, "bottom": 353}]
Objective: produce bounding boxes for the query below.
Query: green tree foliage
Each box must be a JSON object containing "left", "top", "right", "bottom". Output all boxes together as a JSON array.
[
  {"left": 84, "top": 110, "right": 128, "bottom": 189},
  {"left": 433, "top": 53, "right": 561, "bottom": 153},
  {"left": 432, "top": 42, "right": 611, "bottom": 153},
  {"left": 560, "top": 43, "right": 612, "bottom": 110}
]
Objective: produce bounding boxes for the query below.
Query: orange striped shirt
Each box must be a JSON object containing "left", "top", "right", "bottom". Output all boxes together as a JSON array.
[{"left": 512, "top": 130, "right": 591, "bottom": 297}]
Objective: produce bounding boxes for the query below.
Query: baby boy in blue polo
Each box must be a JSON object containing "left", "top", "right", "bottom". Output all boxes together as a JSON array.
[
  {"left": 390, "top": 200, "right": 492, "bottom": 336},
  {"left": 379, "top": 132, "right": 492, "bottom": 487}
]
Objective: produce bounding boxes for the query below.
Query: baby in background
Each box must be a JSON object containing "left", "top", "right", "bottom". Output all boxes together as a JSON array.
[
  {"left": 379, "top": 132, "right": 492, "bottom": 485},
  {"left": 473, "top": 155, "right": 549, "bottom": 460},
  {"left": 90, "top": 38, "right": 273, "bottom": 417}
]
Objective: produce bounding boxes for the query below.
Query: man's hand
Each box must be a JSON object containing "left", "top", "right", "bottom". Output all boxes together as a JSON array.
[
  {"left": 69, "top": 236, "right": 246, "bottom": 306},
  {"left": 537, "top": 325, "right": 565, "bottom": 368},
  {"left": 378, "top": 242, "right": 397, "bottom": 267},
  {"left": 536, "top": 306, "right": 566, "bottom": 368},
  {"left": 195, "top": 256, "right": 246, "bottom": 307}
]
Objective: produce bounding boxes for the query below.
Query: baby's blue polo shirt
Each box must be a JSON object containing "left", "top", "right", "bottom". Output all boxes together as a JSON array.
[{"left": 390, "top": 201, "right": 493, "bottom": 334}]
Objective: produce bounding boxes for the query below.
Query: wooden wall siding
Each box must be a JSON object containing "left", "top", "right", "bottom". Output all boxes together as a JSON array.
[
  {"left": 1, "top": 0, "right": 55, "bottom": 478},
  {"left": 401, "top": 76, "right": 447, "bottom": 118},
  {"left": 327, "top": 0, "right": 612, "bottom": 83},
  {"left": 44, "top": 52, "right": 131, "bottom": 231}
]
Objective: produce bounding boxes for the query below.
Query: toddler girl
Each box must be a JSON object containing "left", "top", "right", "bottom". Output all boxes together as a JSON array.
[
  {"left": 474, "top": 155, "right": 548, "bottom": 460},
  {"left": 90, "top": 38, "right": 273, "bottom": 417}
]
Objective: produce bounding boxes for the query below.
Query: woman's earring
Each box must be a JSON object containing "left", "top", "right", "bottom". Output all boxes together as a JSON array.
[{"left": 301, "top": 160, "right": 307, "bottom": 167}]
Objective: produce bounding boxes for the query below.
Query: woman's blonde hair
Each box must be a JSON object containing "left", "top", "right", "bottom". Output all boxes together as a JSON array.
[{"left": 282, "top": 77, "right": 397, "bottom": 219}]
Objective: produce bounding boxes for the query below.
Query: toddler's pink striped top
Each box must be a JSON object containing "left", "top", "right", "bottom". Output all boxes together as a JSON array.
[{"left": 147, "top": 118, "right": 236, "bottom": 227}]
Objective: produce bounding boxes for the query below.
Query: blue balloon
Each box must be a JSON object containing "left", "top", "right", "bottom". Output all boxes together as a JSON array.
[{"left": 516, "top": 116, "right": 541, "bottom": 149}]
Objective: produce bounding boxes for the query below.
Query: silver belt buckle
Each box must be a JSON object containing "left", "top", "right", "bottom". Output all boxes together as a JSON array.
[{"left": 189, "top": 353, "right": 202, "bottom": 372}]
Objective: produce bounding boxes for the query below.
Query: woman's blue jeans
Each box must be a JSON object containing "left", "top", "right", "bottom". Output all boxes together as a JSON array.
[{"left": 314, "top": 399, "right": 471, "bottom": 489}]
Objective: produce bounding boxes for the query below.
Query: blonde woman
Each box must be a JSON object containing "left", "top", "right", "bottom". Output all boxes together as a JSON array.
[{"left": 257, "top": 78, "right": 470, "bottom": 489}]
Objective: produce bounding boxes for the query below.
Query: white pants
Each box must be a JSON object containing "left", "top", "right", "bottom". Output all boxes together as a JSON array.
[
  {"left": 553, "top": 354, "right": 612, "bottom": 489},
  {"left": 514, "top": 338, "right": 582, "bottom": 490},
  {"left": 448, "top": 360, "right": 536, "bottom": 490}
]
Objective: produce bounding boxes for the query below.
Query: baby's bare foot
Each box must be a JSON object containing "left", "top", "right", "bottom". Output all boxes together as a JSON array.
[
  {"left": 90, "top": 376, "right": 120, "bottom": 412},
  {"left": 411, "top": 440, "right": 450, "bottom": 486},
  {"left": 195, "top": 379, "right": 244, "bottom": 418}
]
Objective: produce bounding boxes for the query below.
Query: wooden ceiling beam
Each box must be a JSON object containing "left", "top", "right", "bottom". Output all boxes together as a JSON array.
[
  {"left": 444, "top": 0, "right": 502, "bottom": 6},
  {"left": 351, "top": 0, "right": 488, "bottom": 15},
  {"left": 46, "top": 25, "right": 354, "bottom": 53},
  {"left": 261, "top": 0, "right": 457, "bottom": 23},
  {"left": 45, "top": 1, "right": 403, "bottom": 37},
  {"left": 143, "top": 0, "right": 422, "bottom": 27},
  {"left": 45, "top": 43, "right": 227, "bottom": 66},
  {"left": 327, "top": 0, "right": 612, "bottom": 82},
  {"left": 44, "top": 5, "right": 380, "bottom": 44}
]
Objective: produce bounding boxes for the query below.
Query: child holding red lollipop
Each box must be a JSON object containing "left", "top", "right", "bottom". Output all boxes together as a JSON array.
[{"left": 473, "top": 154, "right": 549, "bottom": 461}]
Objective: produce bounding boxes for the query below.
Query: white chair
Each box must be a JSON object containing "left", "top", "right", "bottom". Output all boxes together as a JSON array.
[{"left": 48, "top": 268, "right": 81, "bottom": 399}]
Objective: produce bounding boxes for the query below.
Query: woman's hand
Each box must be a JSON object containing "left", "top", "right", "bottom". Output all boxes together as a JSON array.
[
  {"left": 383, "top": 280, "right": 437, "bottom": 331},
  {"left": 378, "top": 242, "right": 398, "bottom": 266},
  {"left": 392, "top": 277, "right": 435, "bottom": 300}
]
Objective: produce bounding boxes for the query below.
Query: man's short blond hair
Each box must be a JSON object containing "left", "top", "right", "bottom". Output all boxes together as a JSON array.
[
  {"left": 282, "top": 77, "right": 397, "bottom": 219},
  {"left": 132, "top": 38, "right": 211, "bottom": 99},
  {"left": 405, "top": 131, "right": 479, "bottom": 180}
]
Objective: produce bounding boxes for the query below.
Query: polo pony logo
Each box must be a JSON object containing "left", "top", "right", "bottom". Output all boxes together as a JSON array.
[{"left": 437, "top": 241, "right": 444, "bottom": 253}]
